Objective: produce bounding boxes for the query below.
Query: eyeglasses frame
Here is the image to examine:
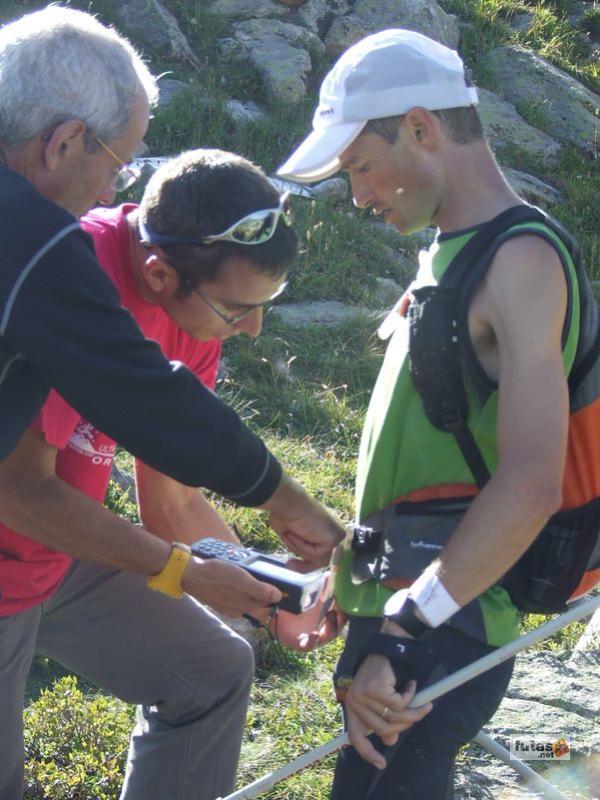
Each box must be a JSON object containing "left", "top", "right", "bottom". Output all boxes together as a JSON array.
[
  {"left": 91, "top": 133, "right": 141, "bottom": 193},
  {"left": 153, "top": 249, "right": 287, "bottom": 327}
]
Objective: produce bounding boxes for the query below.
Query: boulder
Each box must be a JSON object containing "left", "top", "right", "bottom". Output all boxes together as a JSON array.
[
  {"left": 325, "top": 0, "right": 460, "bottom": 55},
  {"left": 208, "top": 0, "right": 286, "bottom": 18},
  {"left": 114, "top": 0, "right": 203, "bottom": 71},
  {"left": 228, "top": 19, "right": 324, "bottom": 104},
  {"left": 503, "top": 167, "right": 562, "bottom": 207},
  {"left": 509, "top": 11, "right": 535, "bottom": 32},
  {"left": 297, "top": 0, "right": 352, "bottom": 35},
  {"left": 272, "top": 300, "right": 376, "bottom": 326},
  {"left": 224, "top": 99, "right": 267, "bottom": 124},
  {"left": 454, "top": 649, "right": 600, "bottom": 798},
  {"left": 371, "top": 276, "right": 403, "bottom": 307},
  {"left": 486, "top": 45, "right": 599, "bottom": 156},
  {"left": 311, "top": 177, "right": 349, "bottom": 201},
  {"left": 570, "top": 2, "right": 600, "bottom": 62},
  {"left": 477, "top": 87, "right": 561, "bottom": 164},
  {"left": 156, "top": 78, "right": 189, "bottom": 110},
  {"left": 109, "top": 463, "right": 136, "bottom": 503}
]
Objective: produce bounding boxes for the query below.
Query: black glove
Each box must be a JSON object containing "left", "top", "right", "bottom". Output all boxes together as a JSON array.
[{"left": 355, "top": 632, "right": 440, "bottom": 692}]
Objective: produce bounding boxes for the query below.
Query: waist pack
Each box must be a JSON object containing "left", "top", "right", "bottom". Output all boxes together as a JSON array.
[
  {"left": 407, "top": 205, "right": 600, "bottom": 614},
  {"left": 351, "top": 496, "right": 471, "bottom": 588}
]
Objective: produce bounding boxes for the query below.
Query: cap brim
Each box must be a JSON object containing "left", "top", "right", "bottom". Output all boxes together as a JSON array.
[{"left": 277, "top": 120, "right": 366, "bottom": 184}]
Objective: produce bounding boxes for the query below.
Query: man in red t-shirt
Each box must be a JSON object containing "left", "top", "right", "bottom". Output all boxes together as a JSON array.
[
  {"left": 0, "top": 197, "right": 230, "bottom": 613},
  {"left": 0, "top": 149, "right": 300, "bottom": 800}
]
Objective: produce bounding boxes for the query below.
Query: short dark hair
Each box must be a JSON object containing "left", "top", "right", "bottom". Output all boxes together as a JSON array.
[
  {"left": 363, "top": 105, "right": 484, "bottom": 145},
  {"left": 138, "top": 149, "right": 298, "bottom": 296}
]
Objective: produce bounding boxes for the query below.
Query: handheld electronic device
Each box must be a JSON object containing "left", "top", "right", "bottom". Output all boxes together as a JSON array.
[{"left": 190, "top": 537, "right": 325, "bottom": 615}]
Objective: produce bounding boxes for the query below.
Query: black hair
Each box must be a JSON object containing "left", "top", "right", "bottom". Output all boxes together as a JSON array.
[{"left": 139, "top": 149, "right": 298, "bottom": 296}]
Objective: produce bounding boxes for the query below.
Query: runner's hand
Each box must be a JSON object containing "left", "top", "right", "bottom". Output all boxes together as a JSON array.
[
  {"left": 345, "top": 655, "right": 433, "bottom": 769},
  {"left": 269, "top": 566, "right": 347, "bottom": 650}
]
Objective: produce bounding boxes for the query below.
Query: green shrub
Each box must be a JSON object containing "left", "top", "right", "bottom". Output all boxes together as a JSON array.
[{"left": 24, "top": 676, "right": 133, "bottom": 800}]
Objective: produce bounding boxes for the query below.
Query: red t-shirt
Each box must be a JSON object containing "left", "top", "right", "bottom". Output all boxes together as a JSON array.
[{"left": 0, "top": 204, "right": 221, "bottom": 616}]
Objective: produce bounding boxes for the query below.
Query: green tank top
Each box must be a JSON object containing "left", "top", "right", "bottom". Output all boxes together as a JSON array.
[{"left": 335, "top": 221, "right": 580, "bottom": 646}]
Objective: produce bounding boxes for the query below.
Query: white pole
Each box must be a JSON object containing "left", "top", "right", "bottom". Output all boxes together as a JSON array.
[
  {"left": 217, "top": 593, "right": 600, "bottom": 800},
  {"left": 473, "top": 731, "right": 569, "bottom": 800}
]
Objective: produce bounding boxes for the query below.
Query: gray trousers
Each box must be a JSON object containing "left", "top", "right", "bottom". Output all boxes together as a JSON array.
[{"left": 0, "top": 560, "right": 255, "bottom": 800}]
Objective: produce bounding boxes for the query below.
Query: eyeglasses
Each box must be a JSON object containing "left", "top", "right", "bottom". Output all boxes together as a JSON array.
[
  {"left": 204, "top": 193, "right": 292, "bottom": 245},
  {"left": 91, "top": 133, "right": 141, "bottom": 193},
  {"left": 192, "top": 281, "right": 288, "bottom": 327},
  {"left": 137, "top": 192, "right": 292, "bottom": 248}
]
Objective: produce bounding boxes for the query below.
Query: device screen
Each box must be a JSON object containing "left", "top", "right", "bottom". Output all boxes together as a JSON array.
[{"left": 252, "top": 558, "right": 306, "bottom": 583}]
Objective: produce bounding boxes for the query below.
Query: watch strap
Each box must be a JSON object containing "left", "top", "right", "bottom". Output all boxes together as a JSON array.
[
  {"left": 147, "top": 542, "right": 191, "bottom": 599},
  {"left": 361, "top": 632, "right": 423, "bottom": 668},
  {"left": 355, "top": 632, "right": 437, "bottom": 692}
]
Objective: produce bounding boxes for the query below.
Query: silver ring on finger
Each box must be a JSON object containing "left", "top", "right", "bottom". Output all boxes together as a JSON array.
[{"left": 381, "top": 706, "right": 390, "bottom": 720}]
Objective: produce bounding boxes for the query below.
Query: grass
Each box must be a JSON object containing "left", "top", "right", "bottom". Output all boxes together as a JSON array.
[
  {"left": 441, "top": 0, "right": 600, "bottom": 91},
  {"left": 3, "top": 0, "right": 597, "bottom": 796},
  {"left": 582, "top": 6, "right": 600, "bottom": 37}
]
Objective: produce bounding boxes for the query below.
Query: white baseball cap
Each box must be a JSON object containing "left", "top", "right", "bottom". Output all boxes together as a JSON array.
[{"left": 277, "top": 28, "right": 478, "bottom": 183}]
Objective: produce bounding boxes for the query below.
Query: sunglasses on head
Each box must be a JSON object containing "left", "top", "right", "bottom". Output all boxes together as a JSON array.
[{"left": 138, "top": 192, "right": 292, "bottom": 248}]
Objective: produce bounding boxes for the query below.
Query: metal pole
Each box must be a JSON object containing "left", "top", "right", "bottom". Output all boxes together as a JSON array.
[{"left": 217, "top": 593, "right": 600, "bottom": 800}]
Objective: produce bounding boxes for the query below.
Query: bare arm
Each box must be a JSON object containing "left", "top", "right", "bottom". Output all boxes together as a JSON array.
[
  {"left": 0, "top": 428, "right": 281, "bottom": 616},
  {"left": 135, "top": 460, "right": 240, "bottom": 546},
  {"left": 433, "top": 234, "right": 568, "bottom": 605}
]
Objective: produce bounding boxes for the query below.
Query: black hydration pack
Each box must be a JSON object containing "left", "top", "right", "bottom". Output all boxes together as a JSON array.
[{"left": 408, "top": 205, "right": 600, "bottom": 614}]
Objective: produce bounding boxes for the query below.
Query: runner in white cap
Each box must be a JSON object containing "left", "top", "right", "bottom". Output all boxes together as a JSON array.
[{"left": 279, "top": 29, "right": 580, "bottom": 800}]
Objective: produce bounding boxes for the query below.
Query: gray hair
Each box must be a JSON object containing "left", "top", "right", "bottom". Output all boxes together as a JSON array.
[{"left": 0, "top": 5, "right": 158, "bottom": 148}]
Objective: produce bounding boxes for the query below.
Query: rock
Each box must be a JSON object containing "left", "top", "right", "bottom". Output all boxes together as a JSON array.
[
  {"left": 454, "top": 746, "right": 528, "bottom": 799},
  {"left": 486, "top": 45, "right": 600, "bottom": 156},
  {"left": 325, "top": 0, "right": 460, "bottom": 55},
  {"left": 371, "top": 276, "right": 403, "bottom": 307},
  {"left": 228, "top": 19, "right": 324, "bottom": 104},
  {"left": 505, "top": 650, "right": 600, "bottom": 726},
  {"left": 114, "top": 0, "right": 203, "bottom": 72},
  {"left": 311, "top": 177, "right": 349, "bottom": 201},
  {"left": 569, "top": 607, "right": 600, "bottom": 667},
  {"left": 297, "top": 0, "right": 352, "bottom": 35},
  {"left": 272, "top": 300, "right": 376, "bottom": 327},
  {"left": 509, "top": 11, "right": 535, "bottom": 32},
  {"left": 503, "top": 167, "right": 562, "bottom": 207},
  {"left": 109, "top": 462, "right": 136, "bottom": 502},
  {"left": 578, "top": 32, "right": 600, "bottom": 63},
  {"left": 209, "top": 0, "right": 286, "bottom": 18},
  {"left": 156, "top": 78, "right": 189, "bottom": 109},
  {"left": 569, "top": 2, "right": 598, "bottom": 28},
  {"left": 477, "top": 88, "right": 561, "bottom": 164},
  {"left": 452, "top": 649, "right": 600, "bottom": 799},
  {"left": 224, "top": 99, "right": 267, "bottom": 124}
]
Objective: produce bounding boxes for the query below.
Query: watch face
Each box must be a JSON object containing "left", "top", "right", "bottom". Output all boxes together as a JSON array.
[{"left": 383, "top": 589, "right": 410, "bottom": 619}]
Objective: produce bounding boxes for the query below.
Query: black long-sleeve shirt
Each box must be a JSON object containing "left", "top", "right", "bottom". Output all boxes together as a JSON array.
[{"left": 0, "top": 167, "right": 281, "bottom": 506}]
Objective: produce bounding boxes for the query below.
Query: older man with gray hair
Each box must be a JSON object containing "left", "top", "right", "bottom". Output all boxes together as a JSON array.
[{"left": 0, "top": 7, "right": 343, "bottom": 800}]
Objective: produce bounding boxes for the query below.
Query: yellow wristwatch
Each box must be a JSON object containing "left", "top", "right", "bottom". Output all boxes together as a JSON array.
[{"left": 147, "top": 542, "right": 191, "bottom": 599}]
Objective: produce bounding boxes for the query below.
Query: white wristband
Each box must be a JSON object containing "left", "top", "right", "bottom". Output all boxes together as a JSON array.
[{"left": 407, "top": 567, "right": 460, "bottom": 628}]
